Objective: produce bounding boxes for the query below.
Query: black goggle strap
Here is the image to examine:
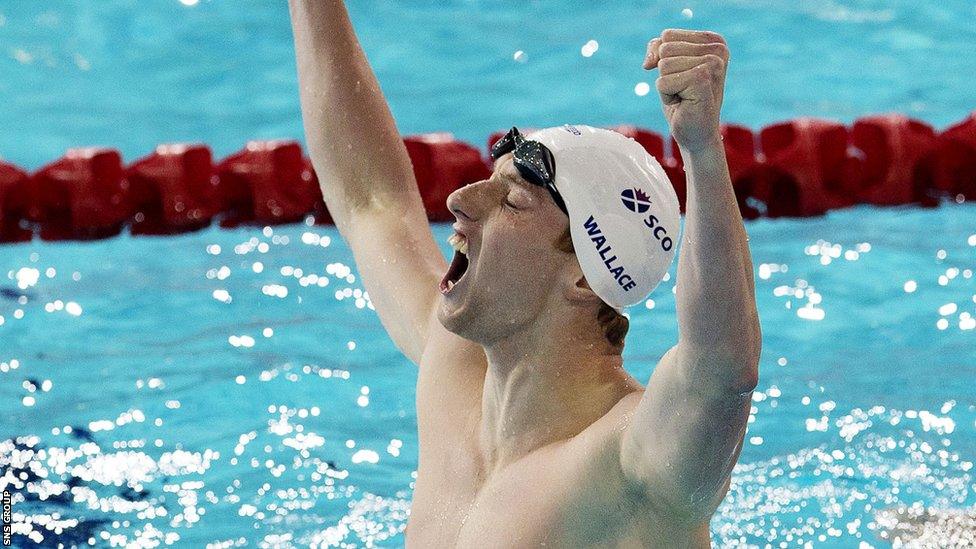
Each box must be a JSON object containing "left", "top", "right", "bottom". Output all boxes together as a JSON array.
[
  {"left": 543, "top": 180, "right": 568, "bottom": 216},
  {"left": 490, "top": 127, "right": 522, "bottom": 160},
  {"left": 491, "top": 127, "right": 568, "bottom": 216}
]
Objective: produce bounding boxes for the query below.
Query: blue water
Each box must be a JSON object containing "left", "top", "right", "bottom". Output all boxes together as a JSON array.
[
  {"left": 3, "top": 206, "right": 975, "bottom": 547},
  {"left": 1, "top": 1, "right": 976, "bottom": 547},
  {"left": 2, "top": 1, "right": 976, "bottom": 169}
]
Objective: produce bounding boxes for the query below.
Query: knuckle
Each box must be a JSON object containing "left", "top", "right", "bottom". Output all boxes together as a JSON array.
[
  {"left": 711, "top": 43, "right": 730, "bottom": 60},
  {"left": 658, "top": 42, "right": 676, "bottom": 57},
  {"left": 703, "top": 54, "right": 724, "bottom": 67},
  {"left": 694, "top": 65, "right": 712, "bottom": 81},
  {"left": 704, "top": 31, "right": 727, "bottom": 44}
]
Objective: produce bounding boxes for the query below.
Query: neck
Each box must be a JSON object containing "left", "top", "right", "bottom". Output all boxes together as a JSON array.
[{"left": 478, "top": 302, "right": 640, "bottom": 474}]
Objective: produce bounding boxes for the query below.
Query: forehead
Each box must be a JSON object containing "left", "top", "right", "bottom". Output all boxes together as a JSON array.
[{"left": 491, "top": 152, "right": 515, "bottom": 174}]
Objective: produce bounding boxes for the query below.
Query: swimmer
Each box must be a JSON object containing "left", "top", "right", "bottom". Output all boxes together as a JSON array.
[{"left": 289, "top": 2, "right": 761, "bottom": 547}]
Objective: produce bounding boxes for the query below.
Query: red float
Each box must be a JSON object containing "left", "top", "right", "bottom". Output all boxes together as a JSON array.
[
  {"left": 611, "top": 125, "right": 666, "bottom": 161},
  {"left": 127, "top": 144, "right": 218, "bottom": 235},
  {"left": 753, "top": 118, "right": 856, "bottom": 217},
  {"left": 1, "top": 113, "right": 972, "bottom": 244},
  {"left": 722, "top": 125, "right": 759, "bottom": 180},
  {"left": 29, "top": 148, "right": 130, "bottom": 240},
  {"left": 849, "top": 114, "right": 939, "bottom": 207},
  {"left": 215, "top": 140, "right": 321, "bottom": 227},
  {"left": 0, "top": 161, "right": 31, "bottom": 243},
  {"left": 935, "top": 112, "right": 976, "bottom": 200},
  {"left": 668, "top": 125, "right": 758, "bottom": 218},
  {"left": 720, "top": 125, "right": 763, "bottom": 219},
  {"left": 405, "top": 133, "right": 490, "bottom": 221}
]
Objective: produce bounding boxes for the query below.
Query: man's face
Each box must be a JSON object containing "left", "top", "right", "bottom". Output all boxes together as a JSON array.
[{"left": 436, "top": 154, "right": 573, "bottom": 344}]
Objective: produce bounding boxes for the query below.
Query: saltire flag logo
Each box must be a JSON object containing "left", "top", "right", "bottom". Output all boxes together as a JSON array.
[{"left": 620, "top": 188, "right": 651, "bottom": 213}]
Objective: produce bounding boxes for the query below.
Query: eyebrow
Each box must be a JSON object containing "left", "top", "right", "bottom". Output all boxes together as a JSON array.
[{"left": 491, "top": 157, "right": 539, "bottom": 194}]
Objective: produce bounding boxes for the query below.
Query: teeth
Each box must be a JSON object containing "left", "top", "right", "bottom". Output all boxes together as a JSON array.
[
  {"left": 447, "top": 232, "right": 468, "bottom": 254},
  {"left": 446, "top": 280, "right": 455, "bottom": 291}
]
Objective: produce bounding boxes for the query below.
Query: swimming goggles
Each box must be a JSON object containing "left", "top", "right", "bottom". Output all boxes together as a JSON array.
[{"left": 490, "top": 126, "right": 568, "bottom": 215}]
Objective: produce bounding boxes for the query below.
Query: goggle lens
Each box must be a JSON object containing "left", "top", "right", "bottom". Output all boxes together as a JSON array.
[{"left": 489, "top": 127, "right": 566, "bottom": 215}]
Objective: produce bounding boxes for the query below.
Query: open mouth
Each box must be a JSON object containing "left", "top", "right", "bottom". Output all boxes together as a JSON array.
[{"left": 440, "top": 232, "right": 469, "bottom": 294}]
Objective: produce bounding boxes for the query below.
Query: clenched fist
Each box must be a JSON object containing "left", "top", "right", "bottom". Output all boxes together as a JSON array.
[{"left": 643, "top": 29, "right": 729, "bottom": 155}]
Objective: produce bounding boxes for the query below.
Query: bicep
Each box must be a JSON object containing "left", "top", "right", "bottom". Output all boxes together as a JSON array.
[
  {"left": 342, "top": 206, "right": 447, "bottom": 364},
  {"left": 619, "top": 344, "right": 753, "bottom": 521}
]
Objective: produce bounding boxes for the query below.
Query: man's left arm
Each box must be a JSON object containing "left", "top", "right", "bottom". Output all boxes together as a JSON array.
[{"left": 618, "top": 29, "right": 762, "bottom": 523}]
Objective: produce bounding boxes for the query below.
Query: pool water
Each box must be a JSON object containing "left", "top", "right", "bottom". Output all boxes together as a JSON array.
[
  {"left": 2, "top": 204, "right": 975, "bottom": 547},
  {"left": 1, "top": 0, "right": 976, "bottom": 547},
  {"left": 2, "top": 1, "right": 976, "bottom": 169}
]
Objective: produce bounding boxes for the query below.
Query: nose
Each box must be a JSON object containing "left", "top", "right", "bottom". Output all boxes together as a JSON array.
[{"left": 446, "top": 180, "right": 484, "bottom": 222}]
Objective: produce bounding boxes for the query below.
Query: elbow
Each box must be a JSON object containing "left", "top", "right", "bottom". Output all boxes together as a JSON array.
[
  {"left": 681, "top": 331, "right": 761, "bottom": 395},
  {"left": 713, "top": 354, "right": 758, "bottom": 398},
  {"left": 728, "top": 314, "right": 761, "bottom": 393},
  {"left": 731, "top": 332, "right": 761, "bottom": 394},
  {"left": 734, "top": 362, "right": 759, "bottom": 395},
  {"left": 738, "top": 325, "right": 762, "bottom": 391}
]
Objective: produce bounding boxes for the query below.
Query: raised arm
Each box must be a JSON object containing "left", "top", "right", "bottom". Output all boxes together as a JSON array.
[
  {"left": 289, "top": 0, "right": 446, "bottom": 363},
  {"left": 619, "top": 29, "right": 762, "bottom": 522}
]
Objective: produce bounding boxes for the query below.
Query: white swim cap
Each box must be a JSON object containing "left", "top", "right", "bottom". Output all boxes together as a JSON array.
[{"left": 527, "top": 125, "right": 681, "bottom": 308}]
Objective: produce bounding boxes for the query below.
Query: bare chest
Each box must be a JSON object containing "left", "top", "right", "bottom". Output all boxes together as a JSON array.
[
  {"left": 405, "top": 440, "right": 690, "bottom": 548},
  {"left": 408, "top": 339, "right": 708, "bottom": 547},
  {"left": 409, "top": 470, "right": 612, "bottom": 547}
]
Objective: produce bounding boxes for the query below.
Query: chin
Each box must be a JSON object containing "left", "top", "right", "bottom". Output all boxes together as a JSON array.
[
  {"left": 436, "top": 293, "right": 491, "bottom": 343},
  {"left": 437, "top": 294, "right": 471, "bottom": 335},
  {"left": 440, "top": 294, "right": 534, "bottom": 347}
]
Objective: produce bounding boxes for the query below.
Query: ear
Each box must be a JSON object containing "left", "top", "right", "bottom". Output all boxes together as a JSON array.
[{"left": 562, "top": 270, "right": 603, "bottom": 307}]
